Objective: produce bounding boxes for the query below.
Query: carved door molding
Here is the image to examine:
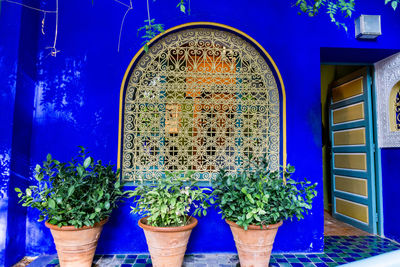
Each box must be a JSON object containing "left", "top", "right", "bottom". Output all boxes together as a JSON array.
[{"left": 375, "top": 52, "right": 400, "bottom": 147}]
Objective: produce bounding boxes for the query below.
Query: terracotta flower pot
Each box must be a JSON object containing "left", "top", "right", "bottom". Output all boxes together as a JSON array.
[
  {"left": 45, "top": 218, "right": 108, "bottom": 267},
  {"left": 138, "top": 216, "right": 198, "bottom": 267},
  {"left": 226, "top": 219, "right": 283, "bottom": 267}
]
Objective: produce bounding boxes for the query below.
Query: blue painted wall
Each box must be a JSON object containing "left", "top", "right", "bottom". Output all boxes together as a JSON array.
[
  {"left": 1, "top": 0, "right": 400, "bottom": 264},
  {"left": 1, "top": 0, "right": 42, "bottom": 265},
  {"left": 381, "top": 148, "right": 400, "bottom": 243},
  {"left": 0, "top": 3, "right": 21, "bottom": 266},
  {"left": 7, "top": 1, "right": 41, "bottom": 264}
]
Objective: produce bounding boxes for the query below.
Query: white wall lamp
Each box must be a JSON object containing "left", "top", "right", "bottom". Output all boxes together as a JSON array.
[{"left": 355, "top": 15, "right": 382, "bottom": 40}]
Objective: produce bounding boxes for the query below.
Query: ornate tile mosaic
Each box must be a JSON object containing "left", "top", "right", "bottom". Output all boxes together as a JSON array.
[{"left": 43, "top": 236, "right": 400, "bottom": 267}]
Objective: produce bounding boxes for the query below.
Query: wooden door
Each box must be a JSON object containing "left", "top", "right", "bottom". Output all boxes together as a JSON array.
[{"left": 329, "top": 67, "right": 377, "bottom": 234}]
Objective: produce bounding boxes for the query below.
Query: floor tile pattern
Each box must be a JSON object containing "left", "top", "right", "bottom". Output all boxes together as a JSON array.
[{"left": 44, "top": 236, "right": 400, "bottom": 267}]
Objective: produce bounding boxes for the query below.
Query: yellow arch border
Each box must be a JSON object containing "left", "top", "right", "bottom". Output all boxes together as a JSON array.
[{"left": 118, "top": 22, "right": 287, "bottom": 170}]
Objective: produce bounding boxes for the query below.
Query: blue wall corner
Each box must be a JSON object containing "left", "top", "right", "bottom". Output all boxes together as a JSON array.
[
  {"left": 381, "top": 148, "right": 400, "bottom": 243},
  {"left": 0, "top": 2, "right": 21, "bottom": 266},
  {"left": 0, "top": 0, "right": 41, "bottom": 265}
]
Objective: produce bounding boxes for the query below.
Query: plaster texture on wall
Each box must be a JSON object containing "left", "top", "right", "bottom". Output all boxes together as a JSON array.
[{"left": 375, "top": 52, "right": 400, "bottom": 147}]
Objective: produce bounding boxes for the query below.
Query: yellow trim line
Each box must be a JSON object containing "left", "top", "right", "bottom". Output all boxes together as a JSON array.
[{"left": 117, "top": 22, "right": 287, "bottom": 170}]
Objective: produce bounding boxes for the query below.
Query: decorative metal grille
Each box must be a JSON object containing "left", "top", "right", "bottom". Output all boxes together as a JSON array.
[
  {"left": 122, "top": 28, "right": 280, "bottom": 182},
  {"left": 388, "top": 81, "right": 400, "bottom": 132},
  {"left": 395, "top": 90, "right": 400, "bottom": 130}
]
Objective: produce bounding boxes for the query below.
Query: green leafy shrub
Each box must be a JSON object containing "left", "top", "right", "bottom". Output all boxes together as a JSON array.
[
  {"left": 213, "top": 157, "right": 318, "bottom": 230},
  {"left": 15, "top": 147, "right": 128, "bottom": 228},
  {"left": 129, "top": 171, "right": 213, "bottom": 227}
]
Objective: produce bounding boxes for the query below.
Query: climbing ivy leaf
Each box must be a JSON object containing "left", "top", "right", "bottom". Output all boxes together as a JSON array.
[{"left": 295, "top": 0, "right": 355, "bottom": 31}]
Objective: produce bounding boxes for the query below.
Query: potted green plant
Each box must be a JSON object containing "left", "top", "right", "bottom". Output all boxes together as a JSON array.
[
  {"left": 213, "top": 157, "right": 318, "bottom": 267},
  {"left": 129, "top": 171, "right": 213, "bottom": 267},
  {"left": 15, "top": 147, "right": 128, "bottom": 267}
]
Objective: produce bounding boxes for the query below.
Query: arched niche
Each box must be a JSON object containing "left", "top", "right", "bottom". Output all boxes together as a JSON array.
[
  {"left": 118, "top": 23, "right": 286, "bottom": 182},
  {"left": 389, "top": 81, "right": 400, "bottom": 132}
]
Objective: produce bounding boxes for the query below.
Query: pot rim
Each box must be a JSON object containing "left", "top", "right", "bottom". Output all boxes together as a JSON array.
[
  {"left": 138, "top": 216, "right": 198, "bottom": 232},
  {"left": 45, "top": 217, "right": 109, "bottom": 231},
  {"left": 225, "top": 219, "right": 283, "bottom": 230}
]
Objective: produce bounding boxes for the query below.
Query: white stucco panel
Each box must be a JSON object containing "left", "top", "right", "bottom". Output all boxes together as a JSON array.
[{"left": 375, "top": 52, "right": 400, "bottom": 147}]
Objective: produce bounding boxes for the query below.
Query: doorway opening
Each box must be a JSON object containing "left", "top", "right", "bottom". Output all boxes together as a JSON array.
[
  {"left": 321, "top": 64, "right": 375, "bottom": 237},
  {"left": 320, "top": 48, "right": 400, "bottom": 239}
]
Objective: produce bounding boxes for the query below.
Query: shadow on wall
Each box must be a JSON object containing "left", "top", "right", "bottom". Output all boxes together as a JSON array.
[
  {"left": 34, "top": 53, "right": 108, "bottom": 149},
  {"left": 0, "top": 150, "right": 11, "bottom": 198},
  {"left": 0, "top": 53, "right": 17, "bottom": 198}
]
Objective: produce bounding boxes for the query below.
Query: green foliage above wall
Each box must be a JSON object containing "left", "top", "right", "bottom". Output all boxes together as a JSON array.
[
  {"left": 295, "top": 0, "right": 399, "bottom": 31},
  {"left": 1, "top": 0, "right": 399, "bottom": 54}
]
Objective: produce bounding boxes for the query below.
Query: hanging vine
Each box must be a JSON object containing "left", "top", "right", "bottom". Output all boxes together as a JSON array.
[
  {"left": 135, "top": 0, "right": 165, "bottom": 52},
  {"left": 116, "top": 0, "right": 133, "bottom": 52},
  {"left": 2, "top": 0, "right": 59, "bottom": 56},
  {"left": 1, "top": 0, "right": 189, "bottom": 55},
  {"left": 135, "top": 0, "right": 189, "bottom": 52}
]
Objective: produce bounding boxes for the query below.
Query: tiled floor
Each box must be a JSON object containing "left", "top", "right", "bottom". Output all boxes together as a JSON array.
[
  {"left": 42, "top": 236, "right": 400, "bottom": 267},
  {"left": 324, "top": 211, "right": 371, "bottom": 236}
]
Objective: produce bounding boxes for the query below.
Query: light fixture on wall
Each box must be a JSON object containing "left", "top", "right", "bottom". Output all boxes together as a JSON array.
[{"left": 355, "top": 15, "right": 382, "bottom": 40}]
